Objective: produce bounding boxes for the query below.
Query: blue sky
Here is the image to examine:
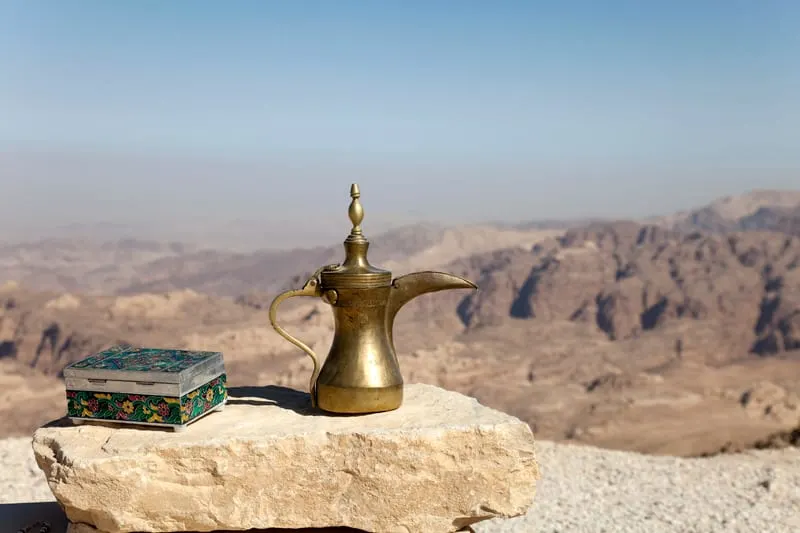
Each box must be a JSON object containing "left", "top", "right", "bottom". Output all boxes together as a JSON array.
[{"left": 1, "top": 1, "right": 798, "bottom": 245}]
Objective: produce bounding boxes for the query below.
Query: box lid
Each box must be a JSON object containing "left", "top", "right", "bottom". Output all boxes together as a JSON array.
[{"left": 63, "top": 345, "right": 224, "bottom": 386}]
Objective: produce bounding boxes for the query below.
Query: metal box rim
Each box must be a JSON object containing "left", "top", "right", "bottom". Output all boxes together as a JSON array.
[{"left": 63, "top": 346, "right": 225, "bottom": 393}]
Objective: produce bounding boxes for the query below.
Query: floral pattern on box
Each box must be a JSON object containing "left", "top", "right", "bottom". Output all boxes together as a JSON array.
[
  {"left": 70, "top": 346, "right": 220, "bottom": 373},
  {"left": 67, "top": 374, "right": 227, "bottom": 426}
]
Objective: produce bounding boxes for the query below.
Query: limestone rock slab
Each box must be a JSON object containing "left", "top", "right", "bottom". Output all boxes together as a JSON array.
[{"left": 34, "top": 383, "right": 539, "bottom": 533}]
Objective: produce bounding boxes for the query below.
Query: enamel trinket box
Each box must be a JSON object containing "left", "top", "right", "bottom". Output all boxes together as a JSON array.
[{"left": 63, "top": 345, "right": 227, "bottom": 431}]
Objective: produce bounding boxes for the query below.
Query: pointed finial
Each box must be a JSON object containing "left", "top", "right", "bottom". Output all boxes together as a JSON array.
[{"left": 348, "top": 183, "right": 364, "bottom": 237}]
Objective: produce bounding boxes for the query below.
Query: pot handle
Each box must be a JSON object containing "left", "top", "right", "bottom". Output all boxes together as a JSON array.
[{"left": 268, "top": 265, "right": 337, "bottom": 407}]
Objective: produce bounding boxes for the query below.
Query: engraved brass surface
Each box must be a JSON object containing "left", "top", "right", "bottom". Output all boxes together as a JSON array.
[{"left": 269, "top": 183, "right": 477, "bottom": 414}]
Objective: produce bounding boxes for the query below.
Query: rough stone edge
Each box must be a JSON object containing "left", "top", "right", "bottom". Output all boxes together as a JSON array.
[
  {"left": 35, "top": 387, "right": 540, "bottom": 533},
  {"left": 37, "top": 422, "right": 539, "bottom": 532}
]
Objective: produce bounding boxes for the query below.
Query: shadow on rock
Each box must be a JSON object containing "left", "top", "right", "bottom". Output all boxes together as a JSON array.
[
  {"left": 226, "top": 386, "right": 399, "bottom": 420},
  {"left": 226, "top": 385, "right": 316, "bottom": 416}
]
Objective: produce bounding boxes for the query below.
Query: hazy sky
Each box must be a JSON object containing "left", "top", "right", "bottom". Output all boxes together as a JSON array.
[{"left": 1, "top": 1, "right": 798, "bottom": 246}]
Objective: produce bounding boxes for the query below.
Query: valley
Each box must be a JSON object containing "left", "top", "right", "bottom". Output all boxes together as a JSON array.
[{"left": 1, "top": 190, "right": 799, "bottom": 457}]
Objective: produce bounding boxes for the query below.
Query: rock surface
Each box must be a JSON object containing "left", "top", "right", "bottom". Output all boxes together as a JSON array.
[
  {"left": 8, "top": 438, "right": 800, "bottom": 533},
  {"left": 32, "top": 383, "right": 539, "bottom": 533}
]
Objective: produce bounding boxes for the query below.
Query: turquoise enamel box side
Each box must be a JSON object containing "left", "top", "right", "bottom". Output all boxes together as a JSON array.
[
  {"left": 66, "top": 374, "right": 227, "bottom": 426},
  {"left": 63, "top": 346, "right": 227, "bottom": 431}
]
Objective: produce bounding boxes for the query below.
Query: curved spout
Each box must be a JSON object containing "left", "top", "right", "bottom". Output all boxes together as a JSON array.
[{"left": 386, "top": 271, "right": 477, "bottom": 344}]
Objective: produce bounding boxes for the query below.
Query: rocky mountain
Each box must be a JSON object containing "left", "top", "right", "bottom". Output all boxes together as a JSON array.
[
  {"left": 740, "top": 205, "right": 800, "bottom": 236},
  {"left": 649, "top": 189, "right": 800, "bottom": 234},
  {"left": 0, "top": 238, "right": 195, "bottom": 294},
  {"left": 0, "top": 223, "right": 560, "bottom": 297},
  {"left": 5, "top": 189, "right": 797, "bottom": 299},
  {"left": 455, "top": 222, "right": 799, "bottom": 357}
]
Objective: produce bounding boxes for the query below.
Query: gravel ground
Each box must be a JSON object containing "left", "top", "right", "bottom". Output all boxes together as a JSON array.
[
  {"left": 3, "top": 437, "right": 799, "bottom": 533},
  {"left": 476, "top": 440, "right": 800, "bottom": 533},
  {"left": 1, "top": 437, "right": 57, "bottom": 504}
]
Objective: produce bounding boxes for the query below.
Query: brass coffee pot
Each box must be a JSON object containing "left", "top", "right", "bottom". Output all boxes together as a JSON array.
[{"left": 269, "top": 184, "right": 477, "bottom": 414}]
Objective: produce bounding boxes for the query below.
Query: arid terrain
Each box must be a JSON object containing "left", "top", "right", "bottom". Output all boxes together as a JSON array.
[{"left": 2, "top": 189, "right": 799, "bottom": 457}]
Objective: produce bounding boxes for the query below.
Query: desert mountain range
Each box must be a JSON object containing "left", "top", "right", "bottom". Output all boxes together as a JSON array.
[{"left": 1, "top": 189, "right": 799, "bottom": 457}]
